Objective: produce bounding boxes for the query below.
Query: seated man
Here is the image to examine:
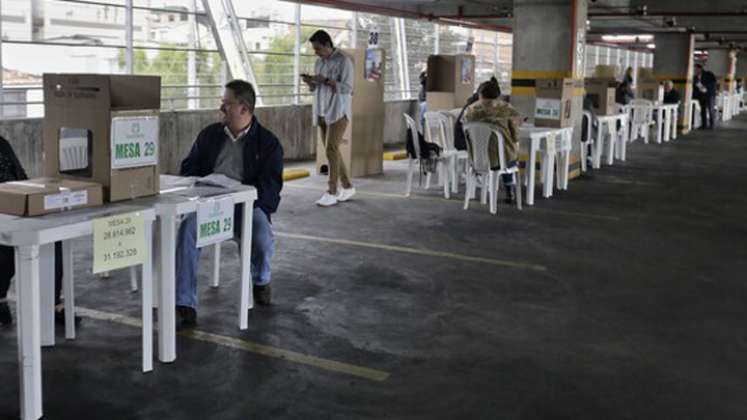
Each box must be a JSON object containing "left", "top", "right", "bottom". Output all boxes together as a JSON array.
[
  {"left": 463, "top": 78, "right": 523, "bottom": 203},
  {"left": 176, "top": 80, "right": 283, "bottom": 327},
  {"left": 663, "top": 80, "right": 681, "bottom": 104}
]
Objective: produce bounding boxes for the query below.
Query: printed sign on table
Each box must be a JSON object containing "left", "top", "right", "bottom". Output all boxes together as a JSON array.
[
  {"left": 93, "top": 212, "right": 146, "bottom": 273},
  {"left": 110, "top": 116, "right": 159, "bottom": 169},
  {"left": 196, "top": 197, "right": 235, "bottom": 248},
  {"left": 535, "top": 98, "right": 562, "bottom": 120}
]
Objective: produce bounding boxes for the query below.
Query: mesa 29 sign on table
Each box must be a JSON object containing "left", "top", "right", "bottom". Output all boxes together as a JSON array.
[
  {"left": 110, "top": 116, "right": 159, "bottom": 169},
  {"left": 196, "top": 197, "right": 235, "bottom": 248},
  {"left": 92, "top": 212, "right": 147, "bottom": 273}
]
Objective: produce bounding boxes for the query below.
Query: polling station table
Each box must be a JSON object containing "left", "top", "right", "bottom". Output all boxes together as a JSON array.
[
  {"left": 0, "top": 204, "right": 156, "bottom": 420},
  {"left": 519, "top": 125, "right": 574, "bottom": 206},
  {"left": 129, "top": 175, "right": 257, "bottom": 363},
  {"left": 592, "top": 113, "right": 630, "bottom": 168},
  {"left": 653, "top": 103, "right": 679, "bottom": 144}
]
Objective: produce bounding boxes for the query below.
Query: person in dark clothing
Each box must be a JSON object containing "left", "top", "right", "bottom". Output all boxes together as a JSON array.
[
  {"left": 176, "top": 80, "right": 284, "bottom": 327},
  {"left": 663, "top": 80, "right": 681, "bottom": 104},
  {"left": 615, "top": 80, "right": 635, "bottom": 105},
  {"left": 623, "top": 67, "right": 634, "bottom": 87},
  {"left": 0, "top": 137, "right": 75, "bottom": 326},
  {"left": 418, "top": 71, "right": 428, "bottom": 128},
  {"left": 693, "top": 63, "right": 717, "bottom": 129}
]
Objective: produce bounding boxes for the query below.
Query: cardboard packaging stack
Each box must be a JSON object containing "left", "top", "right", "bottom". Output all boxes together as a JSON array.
[
  {"left": 636, "top": 68, "right": 663, "bottom": 103},
  {"left": 0, "top": 177, "right": 103, "bottom": 216},
  {"left": 534, "top": 78, "right": 574, "bottom": 128},
  {"left": 425, "top": 54, "right": 476, "bottom": 111},
  {"left": 43, "top": 74, "right": 161, "bottom": 202},
  {"left": 585, "top": 78, "right": 617, "bottom": 115},
  {"left": 594, "top": 65, "right": 618, "bottom": 79}
]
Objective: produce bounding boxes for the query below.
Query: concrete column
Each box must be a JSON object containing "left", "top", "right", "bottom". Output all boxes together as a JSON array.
[
  {"left": 653, "top": 33, "right": 695, "bottom": 133},
  {"left": 735, "top": 53, "right": 747, "bottom": 89},
  {"left": 511, "top": 0, "right": 587, "bottom": 144},
  {"left": 707, "top": 48, "right": 737, "bottom": 93}
]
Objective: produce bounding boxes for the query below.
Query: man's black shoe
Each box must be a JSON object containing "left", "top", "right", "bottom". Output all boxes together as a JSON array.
[
  {"left": 176, "top": 305, "right": 197, "bottom": 328},
  {"left": 253, "top": 284, "right": 271, "bottom": 306},
  {"left": 55, "top": 308, "right": 82, "bottom": 326},
  {"left": 0, "top": 302, "right": 12, "bottom": 326}
]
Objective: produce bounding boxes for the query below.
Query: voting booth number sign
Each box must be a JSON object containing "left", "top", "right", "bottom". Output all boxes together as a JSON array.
[
  {"left": 196, "top": 197, "right": 234, "bottom": 248},
  {"left": 110, "top": 116, "right": 159, "bottom": 169},
  {"left": 93, "top": 212, "right": 146, "bottom": 274}
]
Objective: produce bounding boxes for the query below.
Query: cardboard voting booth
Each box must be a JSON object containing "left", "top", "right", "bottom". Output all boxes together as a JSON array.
[
  {"left": 43, "top": 74, "right": 161, "bottom": 202},
  {"left": 585, "top": 78, "right": 617, "bottom": 115},
  {"left": 594, "top": 65, "right": 618, "bottom": 79},
  {"left": 315, "top": 48, "right": 385, "bottom": 177},
  {"left": 425, "top": 54, "right": 476, "bottom": 111},
  {"left": 534, "top": 79, "right": 574, "bottom": 128}
]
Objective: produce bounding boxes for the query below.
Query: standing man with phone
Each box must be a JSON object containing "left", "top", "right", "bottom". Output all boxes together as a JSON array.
[
  {"left": 693, "top": 63, "right": 718, "bottom": 130},
  {"left": 302, "top": 30, "right": 355, "bottom": 207}
]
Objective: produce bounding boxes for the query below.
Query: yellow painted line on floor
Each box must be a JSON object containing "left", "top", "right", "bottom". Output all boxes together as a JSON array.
[
  {"left": 276, "top": 232, "right": 548, "bottom": 272},
  {"left": 283, "top": 184, "right": 621, "bottom": 222},
  {"left": 283, "top": 168, "right": 310, "bottom": 182},
  {"left": 383, "top": 150, "right": 408, "bottom": 161},
  {"left": 73, "top": 306, "right": 390, "bottom": 382}
]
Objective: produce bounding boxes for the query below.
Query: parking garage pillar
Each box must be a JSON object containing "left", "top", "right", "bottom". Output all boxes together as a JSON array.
[
  {"left": 653, "top": 33, "right": 695, "bottom": 134},
  {"left": 511, "top": 0, "right": 587, "bottom": 142},
  {"left": 706, "top": 49, "right": 737, "bottom": 93},
  {"left": 736, "top": 53, "right": 747, "bottom": 91}
]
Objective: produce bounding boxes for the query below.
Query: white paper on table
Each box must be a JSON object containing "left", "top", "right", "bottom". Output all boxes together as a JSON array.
[{"left": 196, "top": 174, "right": 242, "bottom": 189}]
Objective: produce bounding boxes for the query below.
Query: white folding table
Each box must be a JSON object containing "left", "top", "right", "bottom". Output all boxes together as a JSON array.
[
  {"left": 519, "top": 125, "right": 574, "bottom": 206},
  {"left": 0, "top": 204, "right": 156, "bottom": 420}
]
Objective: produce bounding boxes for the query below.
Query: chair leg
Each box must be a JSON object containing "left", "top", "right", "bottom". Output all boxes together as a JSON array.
[
  {"left": 514, "top": 172, "right": 523, "bottom": 210},
  {"left": 451, "top": 157, "right": 458, "bottom": 193},
  {"left": 442, "top": 162, "right": 450, "bottom": 199},
  {"left": 580, "top": 145, "right": 587, "bottom": 172},
  {"left": 405, "top": 159, "right": 414, "bottom": 197},
  {"left": 463, "top": 173, "right": 472, "bottom": 210},
  {"left": 480, "top": 176, "right": 488, "bottom": 204},
  {"left": 425, "top": 171, "right": 432, "bottom": 190},
  {"left": 489, "top": 172, "right": 497, "bottom": 215}
]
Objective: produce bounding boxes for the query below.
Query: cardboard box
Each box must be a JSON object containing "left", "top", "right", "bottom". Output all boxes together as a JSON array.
[
  {"left": 534, "top": 78, "right": 574, "bottom": 128},
  {"left": 0, "top": 177, "right": 103, "bottom": 216},
  {"left": 638, "top": 67, "right": 656, "bottom": 82},
  {"left": 637, "top": 81, "right": 664, "bottom": 103},
  {"left": 43, "top": 74, "right": 161, "bottom": 202},
  {"left": 425, "top": 54, "right": 475, "bottom": 112},
  {"left": 585, "top": 78, "right": 617, "bottom": 115},
  {"left": 594, "top": 65, "right": 618, "bottom": 78},
  {"left": 316, "top": 48, "right": 385, "bottom": 177}
]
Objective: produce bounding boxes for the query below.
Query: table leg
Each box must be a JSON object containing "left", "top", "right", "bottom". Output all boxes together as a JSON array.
[
  {"left": 607, "top": 125, "right": 615, "bottom": 165},
  {"left": 527, "top": 140, "right": 537, "bottom": 206},
  {"left": 62, "top": 241, "right": 75, "bottom": 340},
  {"left": 656, "top": 108, "right": 663, "bottom": 144},
  {"left": 663, "top": 109, "right": 671, "bottom": 141},
  {"left": 142, "top": 220, "right": 153, "bottom": 373},
  {"left": 158, "top": 214, "right": 177, "bottom": 363},
  {"left": 562, "top": 150, "right": 570, "bottom": 190},
  {"left": 593, "top": 124, "right": 603, "bottom": 169},
  {"left": 239, "top": 203, "right": 253, "bottom": 330},
  {"left": 672, "top": 108, "right": 678, "bottom": 139},
  {"left": 16, "top": 245, "right": 43, "bottom": 420},
  {"left": 39, "top": 243, "right": 54, "bottom": 347},
  {"left": 152, "top": 220, "right": 161, "bottom": 309},
  {"left": 543, "top": 151, "right": 555, "bottom": 198},
  {"left": 211, "top": 243, "right": 221, "bottom": 288}
]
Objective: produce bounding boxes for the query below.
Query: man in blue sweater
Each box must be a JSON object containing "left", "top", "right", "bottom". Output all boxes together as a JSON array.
[{"left": 176, "top": 80, "right": 284, "bottom": 327}]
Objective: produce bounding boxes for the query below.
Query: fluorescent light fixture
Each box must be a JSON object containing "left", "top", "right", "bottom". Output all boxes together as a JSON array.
[
  {"left": 647, "top": 43, "right": 656, "bottom": 49},
  {"left": 601, "top": 34, "right": 654, "bottom": 43}
]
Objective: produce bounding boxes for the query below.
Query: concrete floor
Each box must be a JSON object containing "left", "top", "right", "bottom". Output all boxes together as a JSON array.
[{"left": 2, "top": 115, "right": 747, "bottom": 419}]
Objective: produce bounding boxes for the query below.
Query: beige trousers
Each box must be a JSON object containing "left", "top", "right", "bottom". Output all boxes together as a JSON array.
[{"left": 318, "top": 116, "right": 351, "bottom": 194}]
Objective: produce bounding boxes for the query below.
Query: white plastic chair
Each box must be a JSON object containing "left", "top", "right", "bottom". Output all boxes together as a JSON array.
[
  {"left": 438, "top": 110, "right": 470, "bottom": 192},
  {"left": 403, "top": 113, "right": 451, "bottom": 199},
  {"left": 629, "top": 99, "right": 655, "bottom": 144},
  {"left": 580, "top": 111, "right": 594, "bottom": 172},
  {"left": 424, "top": 111, "right": 458, "bottom": 192},
  {"left": 462, "top": 122, "right": 522, "bottom": 214}
]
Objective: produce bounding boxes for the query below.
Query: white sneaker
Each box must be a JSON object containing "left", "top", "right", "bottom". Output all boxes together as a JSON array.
[
  {"left": 316, "top": 192, "right": 338, "bottom": 207},
  {"left": 336, "top": 187, "right": 356, "bottom": 202}
]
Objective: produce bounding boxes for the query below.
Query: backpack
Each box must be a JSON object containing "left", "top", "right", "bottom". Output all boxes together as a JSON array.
[{"left": 406, "top": 128, "right": 441, "bottom": 160}]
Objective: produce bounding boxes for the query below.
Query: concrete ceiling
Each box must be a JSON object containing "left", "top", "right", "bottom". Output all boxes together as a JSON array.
[{"left": 289, "top": 0, "right": 747, "bottom": 50}]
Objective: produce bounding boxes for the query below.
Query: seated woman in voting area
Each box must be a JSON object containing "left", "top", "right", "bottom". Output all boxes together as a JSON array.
[
  {"left": 175, "top": 80, "right": 283, "bottom": 328},
  {"left": 0, "top": 136, "right": 79, "bottom": 326},
  {"left": 462, "top": 78, "right": 523, "bottom": 204}
]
